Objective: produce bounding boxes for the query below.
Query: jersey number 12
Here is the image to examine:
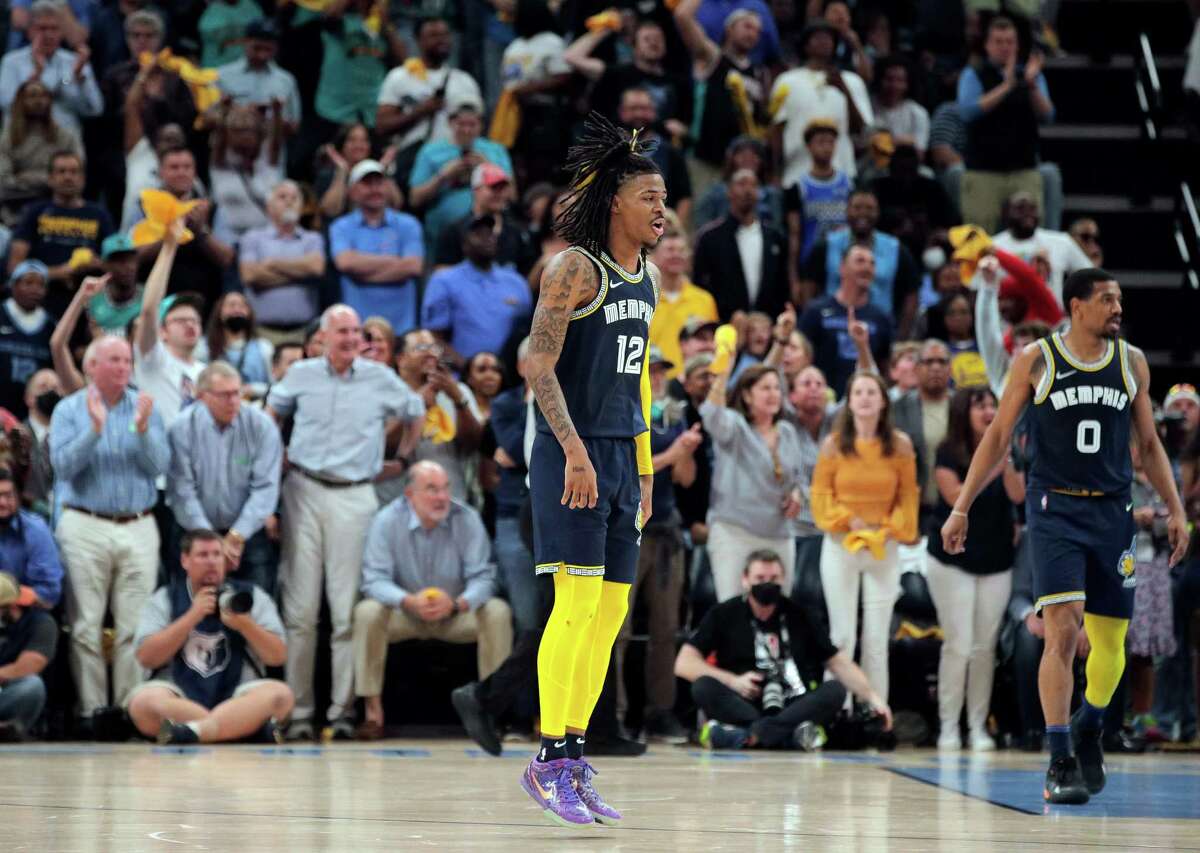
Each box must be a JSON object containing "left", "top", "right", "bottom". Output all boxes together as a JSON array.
[{"left": 616, "top": 334, "right": 645, "bottom": 375}]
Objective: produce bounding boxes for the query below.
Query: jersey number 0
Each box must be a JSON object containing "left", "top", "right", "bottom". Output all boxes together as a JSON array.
[{"left": 1077, "top": 419, "right": 1101, "bottom": 454}]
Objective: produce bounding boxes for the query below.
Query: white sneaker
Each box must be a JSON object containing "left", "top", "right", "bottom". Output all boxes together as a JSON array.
[
  {"left": 969, "top": 730, "right": 996, "bottom": 752},
  {"left": 937, "top": 731, "right": 962, "bottom": 751}
]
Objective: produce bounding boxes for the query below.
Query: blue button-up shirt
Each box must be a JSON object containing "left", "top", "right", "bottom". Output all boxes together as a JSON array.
[
  {"left": 0, "top": 510, "right": 64, "bottom": 607},
  {"left": 361, "top": 496, "right": 496, "bottom": 611},
  {"left": 167, "top": 402, "right": 283, "bottom": 540},
  {"left": 328, "top": 208, "right": 424, "bottom": 335},
  {"left": 267, "top": 357, "right": 424, "bottom": 482},
  {"left": 421, "top": 261, "right": 532, "bottom": 360},
  {"left": 49, "top": 388, "right": 170, "bottom": 515},
  {"left": 0, "top": 46, "right": 103, "bottom": 135}
]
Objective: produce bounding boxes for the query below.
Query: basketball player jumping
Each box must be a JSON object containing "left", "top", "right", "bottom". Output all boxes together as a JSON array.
[
  {"left": 942, "top": 268, "right": 1187, "bottom": 804},
  {"left": 518, "top": 114, "right": 666, "bottom": 827}
]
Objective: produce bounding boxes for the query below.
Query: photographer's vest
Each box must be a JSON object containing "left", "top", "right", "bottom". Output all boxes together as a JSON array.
[{"left": 169, "top": 579, "right": 254, "bottom": 709}]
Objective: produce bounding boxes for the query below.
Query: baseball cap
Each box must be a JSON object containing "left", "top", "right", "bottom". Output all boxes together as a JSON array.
[
  {"left": 245, "top": 18, "right": 279, "bottom": 41},
  {"left": 349, "top": 159, "right": 386, "bottom": 186},
  {"left": 101, "top": 232, "right": 137, "bottom": 260},
  {"left": 447, "top": 97, "right": 483, "bottom": 119},
  {"left": 0, "top": 572, "right": 36, "bottom": 608},
  {"left": 803, "top": 118, "right": 840, "bottom": 144},
  {"left": 471, "top": 163, "right": 510, "bottom": 190},
  {"left": 1165, "top": 383, "right": 1200, "bottom": 411},
  {"left": 679, "top": 317, "right": 719, "bottom": 340},
  {"left": 8, "top": 259, "right": 48, "bottom": 284},
  {"left": 683, "top": 353, "right": 715, "bottom": 376},
  {"left": 648, "top": 345, "right": 675, "bottom": 371}
]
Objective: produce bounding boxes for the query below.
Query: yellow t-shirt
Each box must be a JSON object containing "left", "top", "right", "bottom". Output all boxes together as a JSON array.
[{"left": 648, "top": 280, "right": 719, "bottom": 378}]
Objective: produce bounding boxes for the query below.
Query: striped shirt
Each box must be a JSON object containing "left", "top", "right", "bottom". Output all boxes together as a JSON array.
[
  {"left": 49, "top": 388, "right": 170, "bottom": 514},
  {"left": 167, "top": 402, "right": 283, "bottom": 539}
]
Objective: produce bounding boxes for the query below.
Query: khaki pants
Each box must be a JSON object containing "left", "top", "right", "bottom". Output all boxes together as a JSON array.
[
  {"left": 57, "top": 510, "right": 159, "bottom": 713},
  {"left": 960, "top": 168, "right": 1043, "bottom": 234},
  {"left": 279, "top": 472, "right": 378, "bottom": 723},
  {"left": 616, "top": 527, "right": 685, "bottom": 717},
  {"left": 352, "top": 597, "right": 514, "bottom": 697}
]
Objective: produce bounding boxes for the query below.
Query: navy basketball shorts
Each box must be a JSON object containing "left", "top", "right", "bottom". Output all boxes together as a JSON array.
[
  {"left": 1026, "top": 488, "right": 1137, "bottom": 619},
  {"left": 529, "top": 432, "right": 641, "bottom": 585}
]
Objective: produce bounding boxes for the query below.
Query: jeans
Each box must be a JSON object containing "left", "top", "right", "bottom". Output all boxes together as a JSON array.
[
  {"left": 0, "top": 675, "right": 47, "bottom": 730},
  {"left": 692, "top": 675, "right": 847, "bottom": 749},
  {"left": 495, "top": 515, "right": 540, "bottom": 635}
]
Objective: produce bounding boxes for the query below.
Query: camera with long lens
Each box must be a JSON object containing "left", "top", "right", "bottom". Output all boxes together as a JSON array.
[
  {"left": 218, "top": 584, "right": 253, "bottom": 615},
  {"left": 759, "top": 663, "right": 786, "bottom": 715}
]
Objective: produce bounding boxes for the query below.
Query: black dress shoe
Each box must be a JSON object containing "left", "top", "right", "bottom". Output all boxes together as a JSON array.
[
  {"left": 451, "top": 683, "right": 501, "bottom": 756},
  {"left": 585, "top": 735, "right": 646, "bottom": 756},
  {"left": 1044, "top": 755, "right": 1090, "bottom": 804}
]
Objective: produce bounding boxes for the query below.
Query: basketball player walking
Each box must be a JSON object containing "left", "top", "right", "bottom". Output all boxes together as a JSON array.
[
  {"left": 942, "top": 268, "right": 1187, "bottom": 804},
  {"left": 519, "top": 114, "right": 666, "bottom": 827}
]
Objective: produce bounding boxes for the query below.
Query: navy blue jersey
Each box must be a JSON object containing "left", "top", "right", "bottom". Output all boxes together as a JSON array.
[
  {"left": 1026, "top": 332, "right": 1136, "bottom": 497},
  {"left": 535, "top": 246, "right": 658, "bottom": 439}
]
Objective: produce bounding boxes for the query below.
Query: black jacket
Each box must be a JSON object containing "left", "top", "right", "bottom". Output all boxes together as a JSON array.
[{"left": 693, "top": 215, "right": 789, "bottom": 321}]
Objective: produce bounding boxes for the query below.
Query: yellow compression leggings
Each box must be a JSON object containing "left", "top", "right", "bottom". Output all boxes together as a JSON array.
[
  {"left": 1083, "top": 612, "right": 1129, "bottom": 708},
  {"left": 536, "top": 571, "right": 631, "bottom": 738}
]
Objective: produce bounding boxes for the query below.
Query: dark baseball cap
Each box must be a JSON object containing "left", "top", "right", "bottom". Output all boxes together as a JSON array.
[{"left": 679, "top": 317, "right": 719, "bottom": 340}]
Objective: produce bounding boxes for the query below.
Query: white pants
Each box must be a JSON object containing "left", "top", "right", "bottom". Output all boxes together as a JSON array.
[
  {"left": 819, "top": 534, "right": 901, "bottom": 703},
  {"left": 279, "top": 473, "right": 378, "bottom": 723},
  {"left": 926, "top": 555, "right": 1012, "bottom": 734},
  {"left": 56, "top": 510, "right": 159, "bottom": 713},
  {"left": 706, "top": 520, "right": 795, "bottom": 604}
]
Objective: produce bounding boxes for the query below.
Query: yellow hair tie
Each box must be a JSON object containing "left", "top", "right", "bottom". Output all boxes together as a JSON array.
[{"left": 629, "top": 128, "right": 640, "bottom": 151}]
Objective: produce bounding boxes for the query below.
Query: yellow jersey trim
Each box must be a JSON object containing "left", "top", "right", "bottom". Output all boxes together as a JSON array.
[
  {"left": 1051, "top": 332, "right": 1114, "bottom": 372},
  {"left": 1036, "top": 591, "right": 1086, "bottom": 611},
  {"left": 1033, "top": 339, "right": 1055, "bottom": 404}
]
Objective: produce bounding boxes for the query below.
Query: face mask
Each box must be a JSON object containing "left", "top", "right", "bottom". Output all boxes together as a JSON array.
[
  {"left": 749, "top": 581, "right": 782, "bottom": 607},
  {"left": 35, "top": 389, "right": 61, "bottom": 418},
  {"left": 223, "top": 316, "right": 250, "bottom": 334},
  {"left": 922, "top": 246, "right": 946, "bottom": 271}
]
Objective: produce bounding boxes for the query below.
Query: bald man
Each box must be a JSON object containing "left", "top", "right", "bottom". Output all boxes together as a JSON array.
[{"left": 266, "top": 304, "right": 425, "bottom": 741}]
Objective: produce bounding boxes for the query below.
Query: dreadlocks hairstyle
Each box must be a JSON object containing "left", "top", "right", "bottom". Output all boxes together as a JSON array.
[{"left": 555, "top": 112, "right": 662, "bottom": 257}]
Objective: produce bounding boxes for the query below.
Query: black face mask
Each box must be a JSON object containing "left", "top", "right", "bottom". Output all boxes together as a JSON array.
[
  {"left": 749, "top": 581, "right": 782, "bottom": 607},
  {"left": 223, "top": 316, "right": 250, "bottom": 334},
  {"left": 35, "top": 389, "right": 61, "bottom": 418}
]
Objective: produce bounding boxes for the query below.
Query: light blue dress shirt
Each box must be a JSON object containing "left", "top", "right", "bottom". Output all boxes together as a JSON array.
[
  {"left": 420, "top": 261, "right": 532, "bottom": 360},
  {"left": 328, "top": 209, "right": 424, "bottom": 335}
]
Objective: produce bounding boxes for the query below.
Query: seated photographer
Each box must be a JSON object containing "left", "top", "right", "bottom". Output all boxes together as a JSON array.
[
  {"left": 675, "top": 550, "right": 892, "bottom": 750},
  {"left": 0, "top": 572, "right": 56, "bottom": 741},
  {"left": 126, "top": 530, "right": 293, "bottom": 745},
  {"left": 353, "top": 461, "right": 513, "bottom": 740}
]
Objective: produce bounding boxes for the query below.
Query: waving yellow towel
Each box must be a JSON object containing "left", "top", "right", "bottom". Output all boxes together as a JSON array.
[
  {"left": 489, "top": 88, "right": 522, "bottom": 148},
  {"left": 949, "top": 224, "right": 994, "bottom": 285},
  {"left": 131, "top": 189, "right": 199, "bottom": 247}
]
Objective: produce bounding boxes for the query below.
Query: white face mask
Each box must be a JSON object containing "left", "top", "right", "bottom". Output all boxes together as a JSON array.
[{"left": 922, "top": 246, "right": 946, "bottom": 271}]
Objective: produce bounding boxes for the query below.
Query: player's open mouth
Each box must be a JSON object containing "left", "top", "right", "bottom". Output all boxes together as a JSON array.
[{"left": 651, "top": 220, "right": 665, "bottom": 237}]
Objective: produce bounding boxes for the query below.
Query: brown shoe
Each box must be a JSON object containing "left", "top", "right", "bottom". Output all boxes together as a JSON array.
[{"left": 356, "top": 719, "right": 385, "bottom": 741}]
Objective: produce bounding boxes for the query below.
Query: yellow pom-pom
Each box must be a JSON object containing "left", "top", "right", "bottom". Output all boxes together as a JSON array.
[{"left": 709, "top": 324, "right": 738, "bottom": 375}]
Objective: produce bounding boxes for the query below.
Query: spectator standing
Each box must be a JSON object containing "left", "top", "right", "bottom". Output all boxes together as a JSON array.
[
  {"left": 0, "top": 571, "right": 56, "bottom": 740},
  {"left": 330, "top": 160, "right": 425, "bottom": 336},
  {"left": 50, "top": 334, "right": 169, "bottom": 720},
  {"left": 195, "top": 293, "right": 274, "bottom": 396},
  {"left": 925, "top": 386, "right": 1019, "bottom": 751},
  {"left": 408, "top": 103, "right": 513, "bottom": 252},
  {"left": 991, "top": 191, "right": 1091, "bottom": 304},
  {"left": 648, "top": 226, "right": 718, "bottom": 379},
  {"left": 892, "top": 339, "right": 952, "bottom": 518},
  {"left": 89, "top": 233, "right": 141, "bottom": 334},
  {"left": 126, "top": 529, "right": 293, "bottom": 744},
  {"left": 956, "top": 16, "right": 1054, "bottom": 234},
  {"left": 693, "top": 136, "right": 785, "bottom": 233},
  {"left": 801, "top": 190, "right": 921, "bottom": 336},
  {"left": 433, "top": 164, "right": 536, "bottom": 274},
  {"left": 21, "top": 368, "right": 58, "bottom": 516},
  {"left": 421, "top": 214, "right": 532, "bottom": 363},
  {"left": 199, "top": 0, "right": 263, "bottom": 69},
  {"left": 693, "top": 169, "right": 789, "bottom": 321},
  {"left": 871, "top": 144, "right": 958, "bottom": 264},
  {"left": 0, "top": 79, "right": 84, "bottom": 224},
  {"left": 215, "top": 19, "right": 301, "bottom": 137},
  {"left": 314, "top": 0, "right": 405, "bottom": 132},
  {"left": 0, "top": 261, "right": 55, "bottom": 419},
  {"left": 871, "top": 56, "right": 929, "bottom": 159},
  {"left": 616, "top": 87, "right": 693, "bottom": 224},
  {"left": 797, "top": 244, "right": 893, "bottom": 399},
  {"left": 786, "top": 365, "right": 836, "bottom": 604},
  {"left": 315, "top": 123, "right": 381, "bottom": 221},
  {"left": 265, "top": 304, "right": 425, "bottom": 741},
  {"left": 771, "top": 20, "right": 871, "bottom": 188},
  {"left": 353, "top": 461, "right": 512, "bottom": 738},
  {"left": 701, "top": 362, "right": 804, "bottom": 602},
  {"left": 209, "top": 102, "right": 285, "bottom": 248},
  {"left": 675, "top": 550, "right": 892, "bottom": 750},
  {"left": 784, "top": 121, "right": 851, "bottom": 287},
  {"left": 7, "top": 0, "right": 92, "bottom": 52},
  {"left": 0, "top": 1, "right": 103, "bottom": 137},
  {"left": 167, "top": 362, "right": 282, "bottom": 596},
  {"left": 812, "top": 371, "right": 918, "bottom": 706},
  {"left": 237, "top": 180, "right": 325, "bottom": 344},
  {"left": 695, "top": 0, "right": 781, "bottom": 67}
]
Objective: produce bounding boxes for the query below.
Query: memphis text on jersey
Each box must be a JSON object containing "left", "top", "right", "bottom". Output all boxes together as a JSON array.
[
  {"left": 602, "top": 297, "right": 655, "bottom": 325},
  {"left": 1045, "top": 384, "right": 1129, "bottom": 413}
]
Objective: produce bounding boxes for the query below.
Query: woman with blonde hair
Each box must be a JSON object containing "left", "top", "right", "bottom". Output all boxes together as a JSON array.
[{"left": 812, "top": 370, "right": 918, "bottom": 703}]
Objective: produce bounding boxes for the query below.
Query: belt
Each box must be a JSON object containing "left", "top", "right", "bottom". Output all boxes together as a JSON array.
[
  {"left": 295, "top": 467, "right": 370, "bottom": 489},
  {"left": 66, "top": 506, "right": 153, "bottom": 524},
  {"left": 1049, "top": 487, "right": 1108, "bottom": 498}
]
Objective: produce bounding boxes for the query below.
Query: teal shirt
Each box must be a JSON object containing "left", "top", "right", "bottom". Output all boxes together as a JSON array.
[
  {"left": 199, "top": 0, "right": 263, "bottom": 69},
  {"left": 408, "top": 139, "right": 513, "bottom": 249},
  {"left": 316, "top": 14, "right": 388, "bottom": 126},
  {"left": 88, "top": 286, "right": 143, "bottom": 334}
]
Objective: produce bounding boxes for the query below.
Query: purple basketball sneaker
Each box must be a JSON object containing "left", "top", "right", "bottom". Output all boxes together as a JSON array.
[
  {"left": 568, "top": 760, "right": 622, "bottom": 825},
  {"left": 520, "top": 757, "right": 594, "bottom": 827}
]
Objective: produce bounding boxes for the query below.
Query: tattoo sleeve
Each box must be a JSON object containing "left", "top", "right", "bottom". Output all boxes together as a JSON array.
[{"left": 527, "top": 253, "right": 596, "bottom": 449}]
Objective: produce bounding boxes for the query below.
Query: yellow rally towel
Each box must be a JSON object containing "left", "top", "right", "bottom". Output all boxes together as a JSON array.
[
  {"left": 949, "top": 224, "right": 993, "bottom": 285},
  {"left": 423, "top": 406, "right": 457, "bottom": 444},
  {"left": 843, "top": 529, "right": 889, "bottom": 560},
  {"left": 68, "top": 247, "right": 96, "bottom": 270},
  {"left": 489, "top": 88, "right": 522, "bottom": 148},
  {"left": 139, "top": 49, "right": 222, "bottom": 126},
  {"left": 726, "top": 70, "right": 766, "bottom": 140},
  {"left": 766, "top": 83, "right": 789, "bottom": 121},
  {"left": 585, "top": 8, "right": 622, "bottom": 32},
  {"left": 130, "top": 188, "right": 198, "bottom": 247},
  {"left": 402, "top": 57, "right": 428, "bottom": 81},
  {"left": 709, "top": 324, "right": 738, "bottom": 375}
]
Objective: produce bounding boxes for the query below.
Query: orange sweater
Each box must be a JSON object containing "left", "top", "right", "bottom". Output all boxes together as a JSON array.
[{"left": 811, "top": 437, "right": 920, "bottom": 543}]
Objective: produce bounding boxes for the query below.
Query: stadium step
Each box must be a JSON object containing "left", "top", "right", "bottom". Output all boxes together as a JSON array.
[
  {"left": 1061, "top": 194, "right": 1179, "bottom": 272},
  {"left": 1042, "top": 54, "right": 1185, "bottom": 125},
  {"left": 1056, "top": 0, "right": 1194, "bottom": 57},
  {"left": 1040, "top": 124, "right": 1188, "bottom": 200}
]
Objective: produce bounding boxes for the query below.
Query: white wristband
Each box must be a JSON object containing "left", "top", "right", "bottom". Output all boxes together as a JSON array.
[{"left": 950, "top": 510, "right": 968, "bottom": 519}]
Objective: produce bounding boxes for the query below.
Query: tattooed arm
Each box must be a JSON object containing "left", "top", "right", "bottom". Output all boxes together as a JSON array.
[{"left": 526, "top": 250, "right": 601, "bottom": 509}]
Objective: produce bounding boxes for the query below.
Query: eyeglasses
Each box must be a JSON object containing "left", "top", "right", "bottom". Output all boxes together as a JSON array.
[
  {"left": 205, "top": 389, "right": 241, "bottom": 400},
  {"left": 1075, "top": 231, "right": 1100, "bottom": 243},
  {"left": 409, "top": 343, "right": 442, "bottom": 354},
  {"left": 921, "top": 357, "right": 950, "bottom": 366}
]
